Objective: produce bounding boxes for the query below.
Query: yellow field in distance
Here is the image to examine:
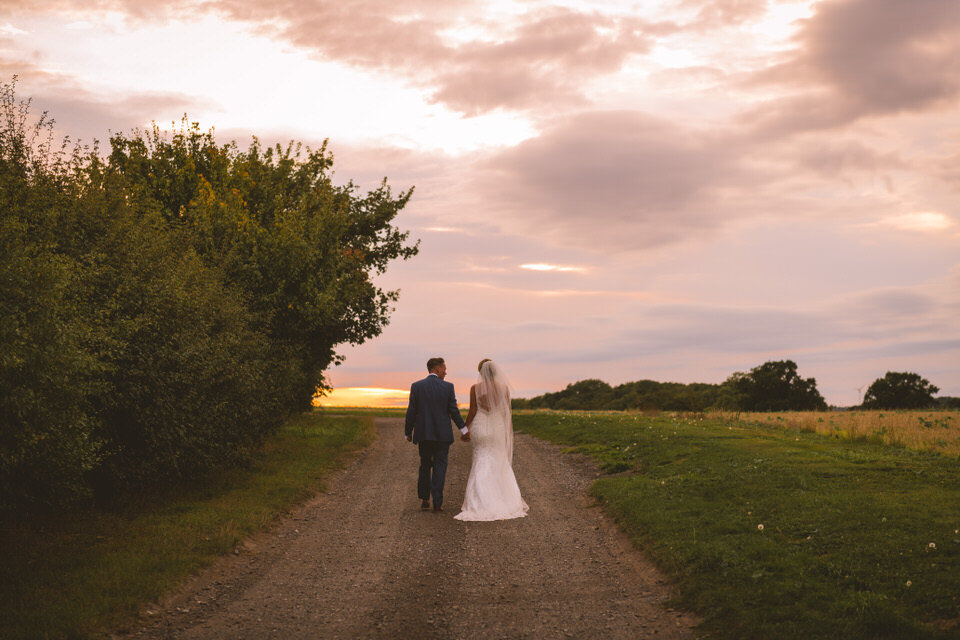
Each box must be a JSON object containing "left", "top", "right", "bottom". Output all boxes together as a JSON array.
[{"left": 710, "top": 409, "right": 960, "bottom": 456}]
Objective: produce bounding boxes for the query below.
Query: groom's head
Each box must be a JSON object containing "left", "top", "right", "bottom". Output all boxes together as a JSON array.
[{"left": 427, "top": 357, "right": 446, "bottom": 379}]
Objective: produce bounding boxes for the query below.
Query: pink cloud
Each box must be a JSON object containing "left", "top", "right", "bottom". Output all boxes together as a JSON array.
[
  {"left": 1, "top": 1, "right": 669, "bottom": 115},
  {"left": 680, "top": 0, "right": 769, "bottom": 28},
  {"left": 746, "top": 0, "right": 960, "bottom": 135},
  {"left": 790, "top": 139, "right": 904, "bottom": 180},
  {"left": 430, "top": 10, "right": 657, "bottom": 114},
  {"left": 474, "top": 110, "right": 752, "bottom": 249}
]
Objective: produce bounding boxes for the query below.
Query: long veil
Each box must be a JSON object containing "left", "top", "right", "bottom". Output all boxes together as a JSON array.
[{"left": 475, "top": 360, "right": 515, "bottom": 464}]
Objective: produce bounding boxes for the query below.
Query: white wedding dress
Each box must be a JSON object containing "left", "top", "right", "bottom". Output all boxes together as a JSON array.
[{"left": 455, "top": 363, "right": 529, "bottom": 521}]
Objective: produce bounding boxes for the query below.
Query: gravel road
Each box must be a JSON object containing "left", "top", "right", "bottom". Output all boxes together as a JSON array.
[{"left": 124, "top": 418, "right": 697, "bottom": 639}]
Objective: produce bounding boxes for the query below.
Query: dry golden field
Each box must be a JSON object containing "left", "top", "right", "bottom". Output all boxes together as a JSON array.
[{"left": 709, "top": 409, "right": 960, "bottom": 456}]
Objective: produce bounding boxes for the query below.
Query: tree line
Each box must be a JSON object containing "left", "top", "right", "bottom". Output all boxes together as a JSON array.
[
  {"left": 0, "top": 80, "right": 418, "bottom": 512},
  {"left": 513, "top": 360, "right": 955, "bottom": 412}
]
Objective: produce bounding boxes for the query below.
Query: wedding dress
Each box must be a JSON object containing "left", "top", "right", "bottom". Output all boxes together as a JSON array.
[{"left": 455, "top": 361, "right": 529, "bottom": 521}]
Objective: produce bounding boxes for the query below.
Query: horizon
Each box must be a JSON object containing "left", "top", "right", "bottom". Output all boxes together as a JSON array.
[
  {"left": 316, "top": 367, "right": 955, "bottom": 409},
  {"left": 6, "top": 0, "right": 959, "bottom": 406}
]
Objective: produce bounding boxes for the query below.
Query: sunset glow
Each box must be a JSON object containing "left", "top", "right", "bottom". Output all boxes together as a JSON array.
[
  {"left": 881, "top": 212, "right": 955, "bottom": 233},
  {"left": 519, "top": 264, "right": 586, "bottom": 273},
  {"left": 314, "top": 387, "right": 410, "bottom": 408}
]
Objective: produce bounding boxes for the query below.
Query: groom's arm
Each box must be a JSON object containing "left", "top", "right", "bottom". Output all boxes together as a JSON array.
[
  {"left": 404, "top": 384, "right": 418, "bottom": 441},
  {"left": 447, "top": 384, "right": 467, "bottom": 432}
]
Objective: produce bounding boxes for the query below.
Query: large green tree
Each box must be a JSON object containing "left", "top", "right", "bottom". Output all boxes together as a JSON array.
[
  {"left": 861, "top": 372, "right": 939, "bottom": 410},
  {"left": 0, "top": 83, "right": 102, "bottom": 507},
  {"left": 103, "top": 121, "right": 419, "bottom": 408},
  {"left": 1, "top": 81, "right": 418, "bottom": 510},
  {"left": 721, "top": 360, "right": 827, "bottom": 411}
]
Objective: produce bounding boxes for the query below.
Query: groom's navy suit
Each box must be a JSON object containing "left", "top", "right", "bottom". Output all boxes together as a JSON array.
[{"left": 405, "top": 373, "right": 466, "bottom": 508}]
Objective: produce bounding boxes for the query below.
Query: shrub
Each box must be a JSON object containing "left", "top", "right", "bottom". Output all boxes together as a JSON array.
[{"left": 0, "top": 79, "right": 417, "bottom": 510}]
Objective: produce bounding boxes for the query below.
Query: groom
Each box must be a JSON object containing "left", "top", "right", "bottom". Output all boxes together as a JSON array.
[{"left": 405, "top": 357, "right": 469, "bottom": 512}]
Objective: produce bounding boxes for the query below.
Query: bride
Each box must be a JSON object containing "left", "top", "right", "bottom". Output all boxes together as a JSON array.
[{"left": 455, "top": 359, "right": 529, "bottom": 521}]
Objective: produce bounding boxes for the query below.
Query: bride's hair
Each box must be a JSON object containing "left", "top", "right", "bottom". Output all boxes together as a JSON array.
[{"left": 477, "top": 358, "right": 492, "bottom": 372}]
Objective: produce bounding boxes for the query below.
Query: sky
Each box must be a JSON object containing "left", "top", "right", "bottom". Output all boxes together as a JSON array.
[{"left": 3, "top": 0, "right": 959, "bottom": 406}]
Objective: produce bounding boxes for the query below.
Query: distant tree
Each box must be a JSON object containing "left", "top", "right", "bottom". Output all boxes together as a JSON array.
[
  {"left": 554, "top": 379, "right": 612, "bottom": 410},
  {"left": 721, "top": 360, "right": 827, "bottom": 411},
  {"left": 934, "top": 396, "right": 960, "bottom": 410},
  {"left": 528, "top": 379, "right": 612, "bottom": 410},
  {"left": 511, "top": 397, "right": 531, "bottom": 410},
  {"left": 861, "top": 372, "right": 939, "bottom": 410},
  {"left": 520, "top": 378, "right": 722, "bottom": 411},
  {"left": 716, "top": 372, "right": 748, "bottom": 411}
]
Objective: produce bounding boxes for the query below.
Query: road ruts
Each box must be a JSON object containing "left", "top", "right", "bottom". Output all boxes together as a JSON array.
[{"left": 124, "top": 417, "right": 697, "bottom": 639}]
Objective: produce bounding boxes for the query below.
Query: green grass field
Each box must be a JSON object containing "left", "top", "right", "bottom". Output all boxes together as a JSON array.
[
  {"left": 0, "top": 411, "right": 374, "bottom": 640},
  {"left": 514, "top": 410, "right": 960, "bottom": 640}
]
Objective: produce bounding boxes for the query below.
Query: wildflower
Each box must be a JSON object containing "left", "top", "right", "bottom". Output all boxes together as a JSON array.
[
  {"left": 905, "top": 580, "right": 912, "bottom": 587},
  {"left": 928, "top": 542, "right": 936, "bottom": 549},
  {"left": 757, "top": 524, "right": 764, "bottom": 531},
  {"left": 881, "top": 517, "right": 887, "bottom": 523}
]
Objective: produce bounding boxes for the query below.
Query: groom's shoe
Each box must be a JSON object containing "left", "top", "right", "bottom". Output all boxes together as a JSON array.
[
  {"left": 420, "top": 499, "right": 431, "bottom": 510},
  {"left": 432, "top": 504, "right": 443, "bottom": 513}
]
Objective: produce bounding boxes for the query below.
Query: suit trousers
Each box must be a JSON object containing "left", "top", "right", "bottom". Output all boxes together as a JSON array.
[{"left": 417, "top": 440, "right": 450, "bottom": 506}]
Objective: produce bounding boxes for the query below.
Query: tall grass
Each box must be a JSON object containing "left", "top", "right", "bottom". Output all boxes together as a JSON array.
[{"left": 714, "top": 410, "right": 960, "bottom": 456}]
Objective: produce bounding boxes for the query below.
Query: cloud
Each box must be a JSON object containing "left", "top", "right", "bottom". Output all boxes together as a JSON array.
[
  {"left": 0, "top": 0, "right": 195, "bottom": 20},
  {"left": 791, "top": 139, "right": 904, "bottom": 179},
  {"left": 844, "top": 288, "right": 937, "bottom": 319},
  {"left": 475, "top": 110, "right": 751, "bottom": 250},
  {"left": 2, "top": 1, "right": 668, "bottom": 115},
  {"left": 830, "top": 287, "right": 952, "bottom": 347},
  {"left": 802, "top": 0, "right": 960, "bottom": 112},
  {"left": 745, "top": 0, "right": 960, "bottom": 136},
  {"left": 428, "top": 10, "right": 656, "bottom": 114},
  {"left": 246, "top": 3, "right": 667, "bottom": 115},
  {"left": 636, "top": 304, "right": 843, "bottom": 355},
  {"left": 679, "top": 0, "right": 769, "bottom": 28},
  {"left": 811, "top": 339, "right": 960, "bottom": 363},
  {"left": 0, "top": 22, "right": 29, "bottom": 36},
  {"left": 503, "top": 286, "right": 959, "bottom": 381},
  {"left": 879, "top": 212, "right": 954, "bottom": 233}
]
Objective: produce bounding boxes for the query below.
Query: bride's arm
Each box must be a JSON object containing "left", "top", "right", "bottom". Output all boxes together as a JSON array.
[{"left": 464, "top": 385, "right": 478, "bottom": 428}]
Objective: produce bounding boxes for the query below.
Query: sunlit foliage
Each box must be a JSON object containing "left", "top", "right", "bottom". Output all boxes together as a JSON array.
[{"left": 0, "top": 79, "right": 417, "bottom": 510}]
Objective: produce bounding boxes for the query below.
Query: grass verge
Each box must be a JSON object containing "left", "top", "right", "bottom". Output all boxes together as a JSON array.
[
  {"left": 0, "top": 411, "right": 375, "bottom": 640},
  {"left": 514, "top": 411, "right": 960, "bottom": 640}
]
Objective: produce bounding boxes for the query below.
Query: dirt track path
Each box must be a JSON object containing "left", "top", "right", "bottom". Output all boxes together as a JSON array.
[{"left": 125, "top": 418, "right": 697, "bottom": 639}]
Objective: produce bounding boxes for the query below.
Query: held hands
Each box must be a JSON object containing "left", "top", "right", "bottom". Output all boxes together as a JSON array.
[{"left": 460, "top": 431, "right": 471, "bottom": 442}]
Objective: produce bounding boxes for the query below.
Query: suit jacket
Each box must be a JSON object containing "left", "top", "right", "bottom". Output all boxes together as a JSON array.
[{"left": 405, "top": 374, "right": 465, "bottom": 443}]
